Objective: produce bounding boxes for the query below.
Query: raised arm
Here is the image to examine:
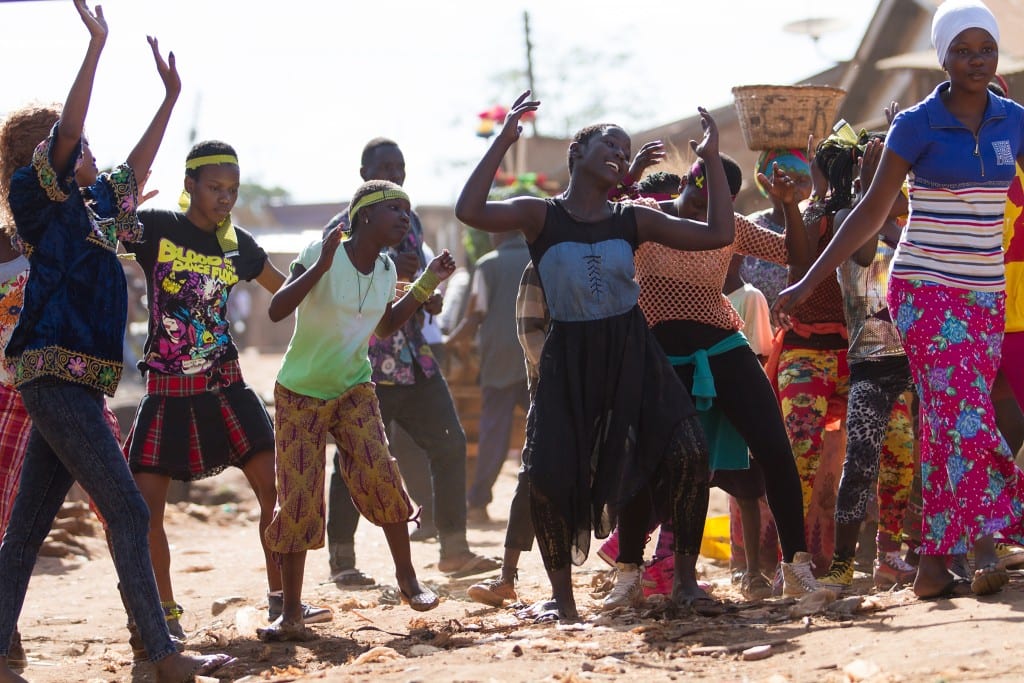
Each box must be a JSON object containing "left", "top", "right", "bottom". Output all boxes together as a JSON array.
[
  {"left": 773, "top": 146, "right": 911, "bottom": 325},
  {"left": 753, "top": 162, "right": 813, "bottom": 270},
  {"left": 268, "top": 227, "right": 342, "bottom": 322},
  {"left": 455, "top": 91, "right": 547, "bottom": 239},
  {"left": 635, "top": 108, "right": 734, "bottom": 251},
  {"left": 376, "top": 250, "right": 456, "bottom": 338},
  {"left": 125, "top": 36, "right": 181, "bottom": 180},
  {"left": 52, "top": 0, "right": 108, "bottom": 175}
]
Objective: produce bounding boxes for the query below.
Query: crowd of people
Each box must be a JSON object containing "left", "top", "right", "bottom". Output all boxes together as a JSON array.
[{"left": 2, "top": 0, "right": 1024, "bottom": 679}]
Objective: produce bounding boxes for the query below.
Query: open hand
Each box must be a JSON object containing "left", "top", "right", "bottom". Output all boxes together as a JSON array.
[
  {"left": 756, "top": 163, "right": 800, "bottom": 205},
  {"left": 628, "top": 140, "right": 666, "bottom": 180},
  {"left": 74, "top": 0, "right": 108, "bottom": 46},
  {"left": 771, "top": 282, "right": 810, "bottom": 330},
  {"left": 315, "top": 225, "right": 344, "bottom": 272},
  {"left": 137, "top": 171, "right": 159, "bottom": 206},
  {"left": 690, "top": 108, "right": 719, "bottom": 159},
  {"left": 857, "top": 138, "right": 883, "bottom": 192},
  {"left": 498, "top": 90, "right": 541, "bottom": 145},
  {"left": 427, "top": 249, "right": 456, "bottom": 282},
  {"left": 884, "top": 101, "right": 900, "bottom": 127},
  {"left": 147, "top": 36, "right": 180, "bottom": 99}
]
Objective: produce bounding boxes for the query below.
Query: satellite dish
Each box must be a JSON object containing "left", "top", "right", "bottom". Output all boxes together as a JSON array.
[{"left": 783, "top": 17, "right": 849, "bottom": 41}]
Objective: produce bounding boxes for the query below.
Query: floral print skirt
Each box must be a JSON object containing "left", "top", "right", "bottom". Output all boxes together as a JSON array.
[{"left": 889, "top": 277, "right": 1024, "bottom": 554}]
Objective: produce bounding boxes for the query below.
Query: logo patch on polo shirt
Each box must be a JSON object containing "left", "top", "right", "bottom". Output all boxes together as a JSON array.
[{"left": 993, "top": 140, "right": 1015, "bottom": 166}]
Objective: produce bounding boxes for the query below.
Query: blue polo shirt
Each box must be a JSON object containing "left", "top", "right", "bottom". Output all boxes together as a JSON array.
[{"left": 887, "top": 82, "right": 1024, "bottom": 291}]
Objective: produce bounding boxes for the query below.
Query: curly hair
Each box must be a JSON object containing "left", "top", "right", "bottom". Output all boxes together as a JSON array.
[
  {"left": 803, "top": 129, "right": 885, "bottom": 227},
  {"left": 0, "top": 104, "right": 61, "bottom": 233}
]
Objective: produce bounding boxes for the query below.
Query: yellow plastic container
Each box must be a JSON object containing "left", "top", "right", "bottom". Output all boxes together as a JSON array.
[{"left": 700, "top": 514, "right": 731, "bottom": 561}]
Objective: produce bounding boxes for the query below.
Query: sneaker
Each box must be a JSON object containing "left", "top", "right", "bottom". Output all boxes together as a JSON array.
[
  {"left": 641, "top": 554, "right": 675, "bottom": 597},
  {"left": 467, "top": 575, "right": 518, "bottom": 607},
  {"left": 603, "top": 563, "right": 643, "bottom": 610},
  {"left": 819, "top": 557, "right": 854, "bottom": 591},
  {"left": 873, "top": 551, "right": 916, "bottom": 589},
  {"left": 740, "top": 571, "right": 773, "bottom": 601},
  {"left": 596, "top": 531, "right": 619, "bottom": 568},
  {"left": 781, "top": 551, "right": 824, "bottom": 596},
  {"left": 267, "top": 593, "right": 333, "bottom": 624}
]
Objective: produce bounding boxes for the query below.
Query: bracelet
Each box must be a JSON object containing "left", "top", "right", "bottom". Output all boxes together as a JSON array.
[{"left": 410, "top": 269, "right": 441, "bottom": 303}]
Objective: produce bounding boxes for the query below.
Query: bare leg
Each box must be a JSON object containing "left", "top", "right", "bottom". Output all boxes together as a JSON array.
[
  {"left": 382, "top": 522, "right": 438, "bottom": 610},
  {"left": 241, "top": 450, "right": 280, "bottom": 592},
  {"left": 133, "top": 472, "right": 174, "bottom": 601},
  {"left": 737, "top": 498, "right": 762, "bottom": 576},
  {"left": 544, "top": 566, "right": 578, "bottom": 621}
]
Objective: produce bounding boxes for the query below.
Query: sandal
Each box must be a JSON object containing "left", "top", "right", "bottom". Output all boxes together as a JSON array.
[
  {"left": 158, "top": 653, "right": 238, "bottom": 682},
  {"left": 971, "top": 562, "right": 1009, "bottom": 596},
  {"left": 257, "top": 621, "right": 318, "bottom": 642},
  {"left": 679, "top": 594, "right": 726, "bottom": 617},
  {"left": 520, "top": 599, "right": 578, "bottom": 624},
  {"left": 331, "top": 568, "right": 376, "bottom": 587},
  {"left": 7, "top": 629, "right": 27, "bottom": 669},
  {"left": 400, "top": 587, "right": 440, "bottom": 612},
  {"left": 439, "top": 553, "right": 502, "bottom": 578}
]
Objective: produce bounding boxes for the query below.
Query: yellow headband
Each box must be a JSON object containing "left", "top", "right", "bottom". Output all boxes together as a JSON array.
[
  {"left": 348, "top": 188, "right": 410, "bottom": 223},
  {"left": 184, "top": 154, "right": 239, "bottom": 171}
]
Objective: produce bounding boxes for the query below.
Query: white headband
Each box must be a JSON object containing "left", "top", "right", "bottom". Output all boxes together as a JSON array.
[{"left": 932, "top": 0, "right": 1000, "bottom": 67}]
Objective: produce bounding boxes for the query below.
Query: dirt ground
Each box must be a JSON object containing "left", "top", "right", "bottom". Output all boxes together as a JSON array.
[{"left": 10, "top": 350, "right": 1024, "bottom": 683}]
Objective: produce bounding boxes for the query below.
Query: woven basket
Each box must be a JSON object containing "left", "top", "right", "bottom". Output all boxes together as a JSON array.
[{"left": 732, "top": 84, "right": 846, "bottom": 151}]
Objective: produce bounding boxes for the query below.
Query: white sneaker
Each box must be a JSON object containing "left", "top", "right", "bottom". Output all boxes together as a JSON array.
[
  {"left": 602, "top": 563, "right": 643, "bottom": 610},
  {"left": 782, "top": 551, "right": 824, "bottom": 596}
]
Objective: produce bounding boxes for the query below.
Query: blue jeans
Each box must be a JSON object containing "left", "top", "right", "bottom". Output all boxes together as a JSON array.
[
  {"left": 0, "top": 378, "right": 176, "bottom": 662},
  {"left": 468, "top": 380, "right": 529, "bottom": 509}
]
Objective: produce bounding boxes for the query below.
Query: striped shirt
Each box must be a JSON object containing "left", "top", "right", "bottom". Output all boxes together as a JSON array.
[{"left": 887, "top": 83, "right": 1024, "bottom": 292}]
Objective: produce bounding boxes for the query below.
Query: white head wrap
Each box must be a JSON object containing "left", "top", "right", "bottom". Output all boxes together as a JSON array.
[{"left": 932, "top": 0, "right": 1000, "bottom": 67}]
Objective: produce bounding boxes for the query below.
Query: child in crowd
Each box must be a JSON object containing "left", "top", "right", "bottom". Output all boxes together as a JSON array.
[
  {"left": 776, "top": 0, "right": 1024, "bottom": 599},
  {"left": 818, "top": 135, "right": 917, "bottom": 591},
  {"left": 261, "top": 180, "right": 452, "bottom": 641},
  {"left": 468, "top": 261, "right": 549, "bottom": 607},
  {"left": 456, "top": 91, "right": 735, "bottom": 622},
  {"left": 0, "top": 2, "right": 232, "bottom": 679},
  {"left": 122, "top": 140, "right": 332, "bottom": 637}
]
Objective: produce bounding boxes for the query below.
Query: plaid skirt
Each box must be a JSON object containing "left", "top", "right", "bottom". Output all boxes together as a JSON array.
[
  {"left": 0, "top": 382, "right": 32, "bottom": 533},
  {"left": 124, "top": 360, "right": 274, "bottom": 481}
]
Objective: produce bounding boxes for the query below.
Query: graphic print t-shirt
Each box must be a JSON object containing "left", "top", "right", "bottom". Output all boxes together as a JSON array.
[{"left": 127, "top": 210, "right": 267, "bottom": 375}]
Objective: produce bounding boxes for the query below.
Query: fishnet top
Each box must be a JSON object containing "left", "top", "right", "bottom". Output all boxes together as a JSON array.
[{"left": 635, "top": 213, "right": 787, "bottom": 330}]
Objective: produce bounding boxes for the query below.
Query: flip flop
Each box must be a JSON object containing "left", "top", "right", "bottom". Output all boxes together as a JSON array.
[
  {"left": 165, "top": 653, "right": 238, "bottom": 682},
  {"left": 440, "top": 553, "right": 502, "bottom": 578},
  {"left": 676, "top": 594, "right": 726, "bottom": 616},
  {"left": 400, "top": 587, "right": 440, "bottom": 612},
  {"left": 524, "top": 599, "right": 579, "bottom": 624},
  {"left": 971, "top": 562, "right": 1009, "bottom": 596}
]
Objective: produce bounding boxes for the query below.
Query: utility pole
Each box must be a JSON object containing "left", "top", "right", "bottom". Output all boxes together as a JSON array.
[{"left": 523, "top": 10, "right": 537, "bottom": 137}]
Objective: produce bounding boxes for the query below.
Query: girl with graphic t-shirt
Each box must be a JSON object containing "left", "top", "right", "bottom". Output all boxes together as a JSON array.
[
  {"left": 776, "top": 0, "right": 1024, "bottom": 600},
  {"left": 262, "top": 180, "right": 453, "bottom": 642},
  {"left": 120, "top": 141, "right": 331, "bottom": 642}
]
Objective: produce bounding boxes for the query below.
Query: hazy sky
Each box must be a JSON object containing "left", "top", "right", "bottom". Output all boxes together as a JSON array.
[{"left": 0, "top": 0, "right": 879, "bottom": 209}]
